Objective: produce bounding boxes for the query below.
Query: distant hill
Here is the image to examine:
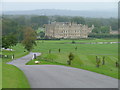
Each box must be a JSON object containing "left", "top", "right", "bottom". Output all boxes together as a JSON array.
[{"left": 3, "top": 9, "right": 117, "bottom": 18}]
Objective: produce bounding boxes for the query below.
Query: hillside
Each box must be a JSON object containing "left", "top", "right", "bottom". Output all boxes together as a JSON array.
[{"left": 3, "top": 9, "right": 117, "bottom": 18}]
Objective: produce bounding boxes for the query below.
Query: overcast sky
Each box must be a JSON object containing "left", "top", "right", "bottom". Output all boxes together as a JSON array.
[
  {"left": 1, "top": 0, "right": 119, "bottom": 11},
  {"left": 2, "top": 0, "right": 119, "bottom": 2}
]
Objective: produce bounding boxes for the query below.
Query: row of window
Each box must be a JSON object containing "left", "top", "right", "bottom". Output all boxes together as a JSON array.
[
  {"left": 60, "top": 30, "right": 88, "bottom": 33},
  {"left": 55, "top": 34, "right": 87, "bottom": 36}
]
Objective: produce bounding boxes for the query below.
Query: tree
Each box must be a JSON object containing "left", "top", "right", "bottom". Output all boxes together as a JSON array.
[
  {"left": 67, "top": 52, "right": 74, "bottom": 65},
  {"left": 16, "top": 26, "right": 25, "bottom": 42},
  {"left": 22, "top": 27, "right": 37, "bottom": 52},
  {"left": 102, "top": 56, "right": 105, "bottom": 65},
  {"left": 2, "top": 35, "right": 17, "bottom": 49},
  {"left": 100, "top": 26, "right": 110, "bottom": 33},
  {"left": 115, "top": 61, "right": 119, "bottom": 67},
  {"left": 71, "top": 17, "right": 85, "bottom": 24},
  {"left": 39, "top": 31, "right": 45, "bottom": 39},
  {"left": 14, "top": 16, "right": 26, "bottom": 26},
  {"left": 58, "top": 48, "right": 61, "bottom": 53},
  {"left": 2, "top": 36, "right": 10, "bottom": 49},
  {"left": 31, "top": 16, "right": 49, "bottom": 28},
  {"left": 2, "top": 18, "right": 18, "bottom": 36},
  {"left": 92, "top": 26, "right": 110, "bottom": 34},
  {"left": 92, "top": 27, "right": 100, "bottom": 33},
  {"left": 55, "top": 16, "right": 70, "bottom": 22},
  {"left": 75, "top": 46, "right": 77, "bottom": 51},
  {"left": 96, "top": 57, "right": 101, "bottom": 68},
  {"left": 72, "top": 40, "right": 76, "bottom": 44}
]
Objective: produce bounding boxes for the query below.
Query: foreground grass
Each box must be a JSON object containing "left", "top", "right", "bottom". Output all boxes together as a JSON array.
[
  {"left": 27, "top": 39, "right": 119, "bottom": 79},
  {"left": 2, "top": 64, "right": 30, "bottom": 88},
  {"left": 2, "top": 44, "right": 30, "bottom": 88},
  {"left": 0, "top": 58, "right": 2, "bottom": 89}
]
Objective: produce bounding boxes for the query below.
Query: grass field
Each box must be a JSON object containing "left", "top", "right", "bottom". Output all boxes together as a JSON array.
[
  {"left": 27, "top": 39, "right": 119, "bottom": 79},
  {"left": 2, "top": 44, "right": 30, "bottom": 88},
  {"left": 1, "top": 38, "right": 119, "bottom": 88},
  {"left": 0, "top": 58, "right": 2, "bottom": 89}
]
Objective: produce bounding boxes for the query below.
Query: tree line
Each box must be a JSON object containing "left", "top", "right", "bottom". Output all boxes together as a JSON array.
[
  {"left": 3, "top": 15, "right": 118, "bottom": 30},
  {"left": 2, "top": 15, "right": 118, "bottom": 36}
]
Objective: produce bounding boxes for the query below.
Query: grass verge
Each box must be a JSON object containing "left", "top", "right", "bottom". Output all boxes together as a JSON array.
[
  {"left": 2, "top": 43, "right": 30, "bottom": 88},
  {"left": 2, "top": 63, "right": 30, "bottom": 88}
]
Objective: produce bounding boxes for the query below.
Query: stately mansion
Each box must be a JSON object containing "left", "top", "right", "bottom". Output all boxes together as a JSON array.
[{"left": 45, "top": 22, "right": 94, "bottom": 38}]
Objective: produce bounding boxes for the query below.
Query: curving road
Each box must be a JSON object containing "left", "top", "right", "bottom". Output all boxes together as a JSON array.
[{"left": 7, "top": 52, "right": 118, "bottom": 88}]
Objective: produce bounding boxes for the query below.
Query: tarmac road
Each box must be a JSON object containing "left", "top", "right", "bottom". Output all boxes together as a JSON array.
[{"left": 7, "top": 52, "right": 118, "bottom": 88}]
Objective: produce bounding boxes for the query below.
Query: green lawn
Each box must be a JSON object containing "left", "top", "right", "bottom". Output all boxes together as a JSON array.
[
  {"left": 2, "top": 44, "right": 30, "bottom": 88},
  {"left": 1, "top": 38, "right": 118, "bottom": 89},
  {"left": 0, "top": 58, "right": 2, "bottom": 89},
  {"left": 27, "top": 39, "right": 119, "bottom": 79},
  {"left": 2, "top": 64, "right": 30, "bottom": 88}
]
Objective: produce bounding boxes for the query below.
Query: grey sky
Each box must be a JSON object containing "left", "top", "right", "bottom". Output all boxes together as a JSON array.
[{"left": 2, "top": 2, "right": 118, "bottom": 11}]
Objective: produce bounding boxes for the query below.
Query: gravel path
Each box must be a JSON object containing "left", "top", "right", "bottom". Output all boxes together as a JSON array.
[{"left": 7, "top": 52, "right": 118, "bottom": 88}]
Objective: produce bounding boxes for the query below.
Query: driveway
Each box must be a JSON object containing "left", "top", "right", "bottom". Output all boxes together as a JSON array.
[{"left": 7, "top": 52, "right": 118, "bottom": 88}]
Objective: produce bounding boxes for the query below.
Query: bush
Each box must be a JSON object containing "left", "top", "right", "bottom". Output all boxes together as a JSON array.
[
  {"left": 68, "top": 52, "right": 74, "bottom": 65},
  {"left": 72, "top": 40, "right": 76, "bottom": 44},
  {"left": 88, "top": 33, "right": 119, "bottom": 38}
]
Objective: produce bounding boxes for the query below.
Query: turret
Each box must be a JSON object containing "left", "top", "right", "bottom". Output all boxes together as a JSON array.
[
  {"left": 109, "top": 26, "right": 112, "bottom": 32},
  {"left": 91, "top": 24, "right": 94, "bottom": 29}
]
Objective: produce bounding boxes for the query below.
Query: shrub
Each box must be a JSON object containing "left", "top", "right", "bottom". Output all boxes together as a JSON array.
[{"left": 67, "top": 52, "right": 74, "bottom": 65}]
